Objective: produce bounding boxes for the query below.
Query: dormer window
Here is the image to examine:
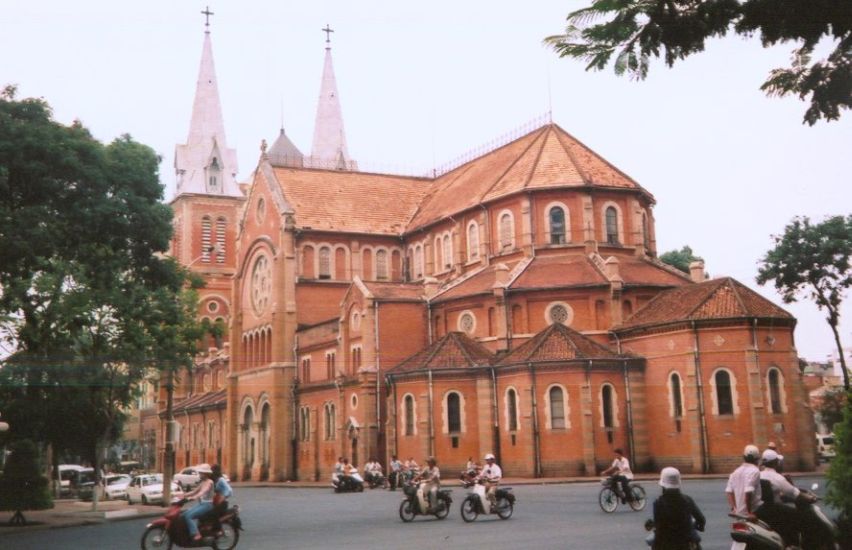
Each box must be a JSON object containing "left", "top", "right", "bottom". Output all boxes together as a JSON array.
[{"left": 206, "top": 156, "right": 222, "bottom": 194}]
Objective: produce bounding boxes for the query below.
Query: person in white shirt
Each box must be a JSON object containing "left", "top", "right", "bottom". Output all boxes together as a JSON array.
[
  {"left": 477, "top": 453, "right": 502, "bottom": 508},
  {"left": 725, "top": 444, "right": 762, "bottom": 520},
  {"left": 601, "top": 448, "right": 634, "bottom": 502},
  {"left": 413, "top": 457, "right": 440, "bottom": 511},
  {"left": 758, "top": 449, "right": 815, "bottom": 546}
]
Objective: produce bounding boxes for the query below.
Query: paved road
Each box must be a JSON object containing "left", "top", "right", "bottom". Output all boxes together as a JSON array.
[{"left": 0, "top": 476, "right": 831, "bottom": 550}]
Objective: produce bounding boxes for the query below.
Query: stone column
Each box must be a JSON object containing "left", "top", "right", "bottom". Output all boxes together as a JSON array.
[{"left": 580, "top": 368, "right": 596, "bottom": 475}]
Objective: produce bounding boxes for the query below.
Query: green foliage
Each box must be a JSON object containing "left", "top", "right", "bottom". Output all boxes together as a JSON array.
[
  {"left": 817, "top": 387, "right": 849, "bottom": 433},
  {"left": 0, "top": 91, "right": 203, "bottom": 464},
  {"left": 0, "top": 440, "right": 52, "bottom": 513},
  {"left": 659, "top": 245, "right": 703, "bottom": 274},
  {"left": 826, "top": 393, "right": 852, "bottom": 532},
  {"left": 757, "top": 215, "right": 852, "bottom": 389},
  {"left": 544, "top": 0, "right": 852, "bottom": 125}
]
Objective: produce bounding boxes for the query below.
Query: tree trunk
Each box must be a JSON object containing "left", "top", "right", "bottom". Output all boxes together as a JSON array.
[{"left": 830, "top": 320, "right": 850, "bottom": 390}]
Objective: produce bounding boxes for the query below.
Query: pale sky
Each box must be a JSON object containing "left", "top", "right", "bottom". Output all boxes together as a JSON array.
[{"left": 2, "top": 1, "right": 850, "bottom": 362}]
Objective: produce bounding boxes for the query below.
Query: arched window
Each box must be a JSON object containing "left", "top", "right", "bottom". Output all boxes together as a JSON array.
[
  {"left": 413, "top": 245, "right": 423, "bottom": 278},
  {"left": 715, "top": 370, "right": 734, "bottom": 415},
  {"left": 642, "top": 211, "right": 650, "bottom": 250},
  {"left": 467, "top": 222, "right": 479, "bottom": 261},
  {"left": 549, "top": 206, "right": 566, "bottom": 244},
  {"left": 325, "top": 403, "right": 336, "bottom": 440},
  {"left": 447, "top": 392, "right": 461, "bottom": 433},
  {"left": 670, "top": 373, "right": 683, "bottom": 418},
  {"left": 376, "top": 249, "right": 388, "bottom": 280},
  {"left": 442, "top": 234, "right": 452, "bottom": 269},
  {"left": 302, "top": 246, "right": 315, "bottom": 278},
  {"left": 768, "top": 368, "right": 783, "bottom": 414},
  {"left": 602, "top": 384, "right": 615, "bottom": 443},
  {"left": 335, "top": 247, "right": 347, "bottom": 280},
  {"left": 605, "top": 207, "right": 619, "bottom": 244},
  {"left": 434, "top": 237, "right": 442, "bottom": 272},
  {"left": 318, "top": 247, "right": 331, "bottom": 279},
  {"left": 201, "top": 216, "right": 212, "bottom": 262},
  {"left": 499, "top": 212, "right": 514, "bottom": 250},
  {"left": 507, "top": 389, "right": 518, "bottom": 431},
  {"left": 404, "top": 395, "right": 415, "bottom": 436},
  {"left": 299, "top": 407, "right": 310, "bottom": 441},
  {"left": 215, "top": 217, "right": 226, "bottom": 263},
  {"left": 549, "top": 386, "right": 566, "bottom": 429}
]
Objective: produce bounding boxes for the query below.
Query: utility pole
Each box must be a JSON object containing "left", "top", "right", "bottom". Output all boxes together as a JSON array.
[{"left": 162, "top": 367, "right": 176, "bottom": 505}]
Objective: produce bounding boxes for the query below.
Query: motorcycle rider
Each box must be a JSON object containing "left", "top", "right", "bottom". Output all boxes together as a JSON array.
[
  {"left": 601, "top": 448, "right": 634, "bottom": 502},
  {"left": 725, "top": 444, "right": 762, "bottom": 521},
  {"left": 477, "top": 453, "right": 502, "bottom": 509},
  {"left": 414, "top": 456, "right": 441, "bottom": 512},
  {"left": 758, "top": 449, "right": 816, "bottom": 547},
  {"left": 651, "top": 467, "right": 705, "bottom": 550},
  {"left": 181, "top": 463, "right": 215, "bottom": 542}
]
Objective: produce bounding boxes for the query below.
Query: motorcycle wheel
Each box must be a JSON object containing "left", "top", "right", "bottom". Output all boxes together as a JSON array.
[
  {"left": 598, "top": 487, "right": 618, "bottom": 513},
  {"left": 460, "top": 496, "right": 479, "bottom": 523},
  {"left": 399, "top": 500, "right": 416, "bottom": 522},
  {"left": 496, "top": 497, "right": 513, "bottom": 520},
  {"left": 140, "top": 525, "right": 170, "bottom": 550},
  {"left": 213, "top": 521, "right": 240, "bottom": 550},
  {"left": 433, "top": 500, "right": 450, "bottom": 520},
  {"left": 628, "top": 485, "right": 647, "bottom": 511},
  {"left": 356, "top": 483, "right": 364, "bottom": 493}
]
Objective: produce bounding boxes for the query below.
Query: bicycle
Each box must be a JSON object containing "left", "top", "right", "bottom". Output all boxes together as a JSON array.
[{"left": 598, "top": 476, "right": 646, "bottom": 513}]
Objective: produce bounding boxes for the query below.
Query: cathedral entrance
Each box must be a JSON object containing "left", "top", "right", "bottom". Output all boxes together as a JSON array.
[{"left": 350, "top": 438, "right": 358, "bottom": 469}]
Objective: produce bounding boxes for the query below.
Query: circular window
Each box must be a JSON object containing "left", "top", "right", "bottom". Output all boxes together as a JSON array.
[
  {"left": 207, "top": 301, "right": 219, "bottom": 313},
  {"left": 351, "top": 311, "right": 361, "bottom": 331},
  {"left": 251, "top": 255, "right": 272, "bottom": 315},
  {"left": 256, "top": 197, "right": 266, "bottom": 224},
  {"left": 350, "top": 394, "right": 358, "bottom": 409},
  {"left": 458, "top": 311, "right": 476, "bottom": 334},
  {"left": 546, "top": 302, "right": 574, "bottom": 326}
]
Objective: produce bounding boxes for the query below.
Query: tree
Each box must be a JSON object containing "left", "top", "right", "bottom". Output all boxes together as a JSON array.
[
  {"left": 816, "top": 386, "right": 848, "bottom": 433},
  {"left": 659, "top": 245, "right": 704, "bottom": 274},
  {"left": 0, "top": 87, "right": 203, "bottom": 507},
  {"left": 544, "top": 1, "right": 852, "bottom": 125},
  {"left": 0, "top": 439, "right": 52, "bottom": 525},
  {"left": 757, "top": 215, "right": 852, "bottom": 390},
  {"left": 825, "top": 394, "right": 852, "bottom": 547}
]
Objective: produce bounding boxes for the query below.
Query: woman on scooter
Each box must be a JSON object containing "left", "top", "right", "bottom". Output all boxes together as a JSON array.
[
  {"left": 181, "top": 463, "right": 215, "bottom": 542},
  {"left": 651, "top": 467, "right": 705, "bottom": 549}
]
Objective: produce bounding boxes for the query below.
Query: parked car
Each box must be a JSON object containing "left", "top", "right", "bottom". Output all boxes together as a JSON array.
[
  {"left": 57, "top": 465, "right": 85, "bottom": 497},
  {"left": 816, "top": 433, "right": 835, "bottom": 461},
  {"left": 72, "top": 468, "right": 98, "bottom": 501},
  {"left": 126, "top": 474, "right": 183, "bottom": 505},
  {"left": 174, "top": 465, "right": 229, "bottom": 490},
  {"left": 103, "top": 474, "right": 132, "bottom": 500}
]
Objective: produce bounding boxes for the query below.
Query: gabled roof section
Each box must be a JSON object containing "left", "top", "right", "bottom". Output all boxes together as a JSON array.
[
  {"left": 361, "top": 281, "right": 425, "bottom": 302},
  {"left": 269, "top": 167, "right": 429, "bottom": 235},
  {"left": 497, "top": 323, "right": 624, "bottom": 366},
  {"left": 173, "top": 389, "right": 227, "bottom": 414},
  {"left": 618, "top": 277, "right": 794, "bottom": 330},
  {"left": 389, "top": 332, "right": 494, "bottom": 374},
  {"left": 510, "top": 254, "right": 608, "bottom": 290},
  {"left": 406, "top": 124, "right": 650, "bottom": 231}
]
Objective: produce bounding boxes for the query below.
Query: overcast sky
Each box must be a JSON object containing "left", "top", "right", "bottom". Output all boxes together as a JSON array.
[{"left": 2, "top": 1, "right": 850, "bottom": 363}]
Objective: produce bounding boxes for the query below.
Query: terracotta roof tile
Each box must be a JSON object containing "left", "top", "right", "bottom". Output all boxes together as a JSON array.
[
  {"left": 389, "top": 332, "right": 494, "bottom": 373},
  {"left": 173, "top": 389, "right": 227, "bottom": 414},
  {"left": 617, "top": 256, "right": 692, "bottom": 287},
  {"left": 510, "top": 254, "right": 608, "bottom": 289},
  {"left": 618, "top": 277, "right": 793, "bottom": 330},
  {"left": 361, "top": 281, "right": 425, "bottom": 301},
  {"left": 554, "top": 130, "right": 640, "bottom": 190},
  {"left": 496, "top": 323, "right": 624, "bottom": 365},
  {"left": 432, "top": 264, "right": 512, "bottom": 303}
]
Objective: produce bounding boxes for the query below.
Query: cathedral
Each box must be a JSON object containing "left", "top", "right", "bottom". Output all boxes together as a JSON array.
[{"left": 160, "top": 24, "right": 817, "bottom": 482}]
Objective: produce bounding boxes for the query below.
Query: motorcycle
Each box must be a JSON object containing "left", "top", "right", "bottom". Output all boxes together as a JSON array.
[
  {"left": 460, "top": 480, "right": 515, "bottom": 522},
  {"left": 598, "top": 476, "right": 646, "bottom": 513},
  {"left": 365, "top": 471, "right": 388, "bottom": 490},
  {"left": 729, "top": 483, "right": 840, "bottom": 550},
  {"left": 331, "top": 470, "right": 364, "bottom": 493},
  {"left": 141, "top": 498, "right": 242, "bottom": 550},
  {"left": 644, "top": 518, "right": 702, "bottom": 550},
  {"left": 398, "top": 480, "right": 452, "bottom": 522}
]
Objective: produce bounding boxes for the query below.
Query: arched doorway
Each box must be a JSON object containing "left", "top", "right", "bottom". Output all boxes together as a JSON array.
[
  {"left": 260, "top": 403, "right": 271, "bottom": 480},
  {"left": 242, "top": 406, "right": 255, "bottom": 480}
]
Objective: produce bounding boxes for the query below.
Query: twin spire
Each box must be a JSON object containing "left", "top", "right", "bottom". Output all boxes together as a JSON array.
[{"left": 174, "top": 17, "right": 355, "bottom": 199}]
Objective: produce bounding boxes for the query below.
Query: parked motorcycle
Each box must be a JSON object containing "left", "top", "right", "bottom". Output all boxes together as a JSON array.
[
  {"left": 460, "top": 480, "right": 515, "bottom": 522},
  {"left": 331, "top": 470, "right": 364, "bottom": 493},
  {"left": 365, "top": 471, "right": 388, "bottom": 490},
  {"left": 598, "top": 476, "right": 646, "bottom": 513},
  {"left": 644, "top": 518, "right": 702, "bottom": 549},
  {"left": 398, "top": 480, "right": 452, "bottom": 522},
  {"left": 141, "top": 498, "right": 242, "bottom": 550}
]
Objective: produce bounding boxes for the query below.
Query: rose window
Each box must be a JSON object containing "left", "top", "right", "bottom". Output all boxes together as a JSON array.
[{"left": 251, "top": 255, "right": 272, "bottom": 315}]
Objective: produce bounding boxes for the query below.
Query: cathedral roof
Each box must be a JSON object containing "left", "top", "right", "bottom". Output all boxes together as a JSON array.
[
  {"left": 308, "top": 45, "right": 354, "bottom": 169},
  {"left": 617, "top": 277, "right": 794, "bottom": 331},
  {"left": 267, "top": 128, "right": 304, "bottom": 167},
  {"left": 360, "top": 281, "right": 425, "bottom": 302},
  {"left": 389, "top": 332, "right": 494, "bottom": 374},
  {"left": 496, "top": 323, "right": 625, "bottom": 366},
  {"left": 407, "top": 124, "right": 651, "bottom": 232},
  {"left": 269, "top": 166, "right": 429, "bottom": 235},
  {"left": 172, "top": 389, "right": 227, "bottom": 414}
]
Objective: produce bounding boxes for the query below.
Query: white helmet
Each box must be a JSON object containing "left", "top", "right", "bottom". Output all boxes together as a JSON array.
[
  {"left": 484, "top": 453, "right": 495, "bottom": 461},
  {"left": 659, "top": 467, "right": 681, "bottom": 489}
]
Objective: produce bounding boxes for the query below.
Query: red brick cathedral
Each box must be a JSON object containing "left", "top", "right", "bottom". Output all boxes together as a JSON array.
[{"left": 161, "top": 26, "right": 816, "bottom": 482}]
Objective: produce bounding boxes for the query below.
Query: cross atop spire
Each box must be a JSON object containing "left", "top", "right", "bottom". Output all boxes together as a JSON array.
[
  {"left": 202, "top": 6, "right": 214, "bottom": 32},
  {"left": 322, "top": 24, "right": 334, "bottom": 45}
]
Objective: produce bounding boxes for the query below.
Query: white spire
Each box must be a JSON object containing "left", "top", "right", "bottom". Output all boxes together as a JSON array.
[
  {"left": 174, "top": 28, "right": 241, "bottom": 198},
  {"left": 308, "top": 34, "right": 355, "bottom": 170}
]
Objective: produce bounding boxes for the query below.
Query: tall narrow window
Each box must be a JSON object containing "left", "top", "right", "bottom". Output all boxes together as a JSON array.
[
  {"left": 447, "top": 392, "right": 461, "bottom": 433},
  {"left": 318, "top": 247, "right": 331, "bottom": 279},
  {"left": 443, "top": 234, "right": 452, "bottom": 269},
  {"left": 549, "top": 386, "right": 565, "bottom": 429},
  {"left": 715, "top": 370, "right": 734, "bottom": 415},
  {"left": 549, "top": 207, "right": 566, "bottom": 244},
  {"left": 507, "top": 389, "right": 518, "bottom": 431},
  {"left": 602, "top": 385, "right": 614, "bottom": 429},
  {"left": 671, "top": 373, "right": 683, "bottom": 418},
  {"left": 768, "top": 369, "right": 782, "bottom": 414},
  {"left": 201, "top": 216, "right": 212, "bottom": 262},
  {"left": 376, "top": 250, "right": 388, "bottom": 280},
  {"left": 413, "top": 245, "right": 423, "bottom": 278},
  {"left": 404, "top": 395, "right": 415, "bottom": 436},
  {"left": 499, "top": 213, "right": 513, "bottom": 250},
  {"left": 468, "top": 222, "right": 479, "bottom": 261},
  {"left": 215, "top": 217, "right": 226, "bottom": 263},
  {"left": 325, "top": 403, "right": 336, "bottom": 440},
  {"left": 642, "top": 211, "right": 650, "bottom": 250},
  {"left": 605, "top": 207, "right": 619, "bottom": 244}
]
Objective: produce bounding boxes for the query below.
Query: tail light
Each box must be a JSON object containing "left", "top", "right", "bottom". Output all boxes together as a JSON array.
[{"left": 731, "top": 522, "right": 753, "bottom": 534}]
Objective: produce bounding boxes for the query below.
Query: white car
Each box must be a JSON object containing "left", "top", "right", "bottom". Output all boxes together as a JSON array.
[
  {"left": 57, "top": 465, "right": 85, "bottom": 497},
  {"left": 103, "top": 474, "right": 132, "bottom": 500},
  {"left": 174, "top": 465, "right": 229, "bottom": 490},
  {"left": 126, "top": 474, "right": 183, "bottom": 505}
]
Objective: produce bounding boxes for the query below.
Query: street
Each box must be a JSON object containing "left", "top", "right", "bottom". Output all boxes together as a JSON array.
[{"left": 0, "top": 476, "right": 831, "bottom": 550}]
